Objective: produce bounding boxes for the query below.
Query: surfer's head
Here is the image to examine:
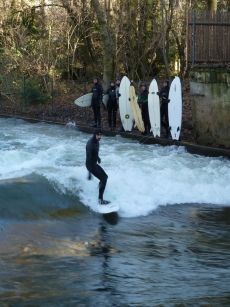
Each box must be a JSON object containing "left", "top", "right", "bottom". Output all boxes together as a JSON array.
[
  {"left": 115, "top": 78, "right": 121, "bottom": 86},
  {"left": 94, "top": 128, "right": 102, "bottom": 140},
  {"left": 163, "top": 79, "right": 169, "bottom": 87},
  {"left": 110, "top": 80, "right": 115, "bottom": 87},
  {"left": 93, "top": 76, "right": 99, "bottom": 84},
  {"left": 141, "top": 82, "right": 147, "bottom": 90}
]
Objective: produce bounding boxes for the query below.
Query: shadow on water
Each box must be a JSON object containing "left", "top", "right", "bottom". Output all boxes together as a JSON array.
[
  {"left": 102, "top": 212, "right": 119, "bottom": 225},
  {"left": 195, "top": 206, "right": 230, "bottom": 224}
]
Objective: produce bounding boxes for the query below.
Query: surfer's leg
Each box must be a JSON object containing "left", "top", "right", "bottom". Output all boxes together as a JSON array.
[
  {"left": 113, "top": 101, "right": 118, "bottom": 128},
  {"left": 142, "top": 104, "right": 148, "bottom": 134},
  {"left": 147, "top": 115, "right": 151, "bottom": 134},
  {"left": 97, "top": 105, "right": 101, "bottom": 127},
  {"left": 160, "top": 104, "right": 167, "bottom": 130},
  {"left": 90, "top": 164, "right": 108, "bottom": 200},
  {"left": 164, "top": 104, "right": 169, "bottom": 137},
  {"left": 107, "top": 103, "right": 112, "bottom": 129},
  {"left": 91, "top": 102, "right": 97, "bottom": 126},
  {"left": 97, "top": 166, "right": 108, "bottom": 200},
  {"left": 165, "top": 105, "right": 169, "bottom": 129}
]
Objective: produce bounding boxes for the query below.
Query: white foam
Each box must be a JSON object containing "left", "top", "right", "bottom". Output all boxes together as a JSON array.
[{"left": 0, "top": 119, "right": 230, "bottom": 217}]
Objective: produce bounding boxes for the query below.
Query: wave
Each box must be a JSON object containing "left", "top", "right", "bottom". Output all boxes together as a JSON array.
[
  {"left": 0, "top": 175, "right": 87, "bottom": 221},
  {"left": 0, "top": 119, "right": 230, "bottom": 219}
]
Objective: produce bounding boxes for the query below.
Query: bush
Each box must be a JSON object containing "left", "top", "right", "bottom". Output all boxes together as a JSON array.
[
  {"left": 25, "top": 78, "right": 51, "bottom": 105},
  {"left": 15, "top": 77, "right": 51, "bottom": 106}
]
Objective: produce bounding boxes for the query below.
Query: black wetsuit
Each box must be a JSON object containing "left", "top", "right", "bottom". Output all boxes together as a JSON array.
[
  {"left": 106, "top": 86, "right": 117, "bottom": 128},
  {"left": 158, "top": 85, "right": 170, "bottom": 132},
  {"left": 91, "top": 82, "right": 103, "bottom": 127},
  {"left": 139, "top": 89, "right": 150, "bottom": 134},
  {"left": 86, "top": 135, "right": 108, "bottom": 200}
]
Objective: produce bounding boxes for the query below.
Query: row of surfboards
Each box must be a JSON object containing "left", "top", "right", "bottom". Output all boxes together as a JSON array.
[{"left": 74, "top": 76, "right": 182, "bottom": 140}]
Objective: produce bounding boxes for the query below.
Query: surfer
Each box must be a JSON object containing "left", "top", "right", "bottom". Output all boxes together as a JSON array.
[
  {"left": 106, "top": 80, "right": 118, "bottom": 131},
  {"left": 86, "top": 128, "right": 110, "bottom": 205},
  {"left": 138, "top": 83, "right": 151, "bottom": 135},
  {"left": 91, "top": 77, "right": 103, "bottom": 128},
  {"left": 157, "top": 79, "right": 170, "bottom": 138}
]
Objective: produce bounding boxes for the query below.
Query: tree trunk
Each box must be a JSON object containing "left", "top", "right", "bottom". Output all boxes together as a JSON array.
[
  {"left": 207, "top": 0, "right": 217, "bottom": 11},
  {"left": 161, "top": 0, "right": 171, "bottom": 81},
  {"left": 91, "top": 0, "right": 115, "bottom": 89}
]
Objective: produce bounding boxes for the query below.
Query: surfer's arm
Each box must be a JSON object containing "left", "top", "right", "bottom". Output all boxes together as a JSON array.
[
  {"left": 99, "top": 85, "right": 103, "bottom": 100},
  {"left": 137, "top": 96, "right": 142, "bottom": 105},
  {"left": 86, "top": 142, "right": 93, "bottom": 164},
  {"left": 157, "top": 89, "right": 163, "bottom": 98},
  {"left": 115, "top": 88, "right": 119, "bottom": 99}
]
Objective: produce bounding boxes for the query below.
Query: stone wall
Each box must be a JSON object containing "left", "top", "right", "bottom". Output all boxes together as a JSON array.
[{"left": 190, "top": 66, "right": 230, "bottom": 148}]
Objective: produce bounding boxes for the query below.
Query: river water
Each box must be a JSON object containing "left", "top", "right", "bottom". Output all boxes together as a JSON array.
[{"left": 0, "top": 118, "right": 230, "bottom": 306}]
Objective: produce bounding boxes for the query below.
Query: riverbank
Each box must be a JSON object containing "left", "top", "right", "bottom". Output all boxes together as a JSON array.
[
  {"left": 1, "top": 79, "right": 230, "bottom": 157},
  {"left": 0, "top": 79, "right": 195, "bottom": 142}
]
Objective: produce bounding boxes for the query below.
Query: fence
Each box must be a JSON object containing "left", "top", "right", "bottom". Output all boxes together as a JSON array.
[{"left": 187, "top": 10, "right": 230, "bottom": 64}]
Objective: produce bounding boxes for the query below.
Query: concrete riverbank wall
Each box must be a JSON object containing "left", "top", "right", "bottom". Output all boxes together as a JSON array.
[{"left": 190, "top": 66, "right": 230, "bottom": 148}]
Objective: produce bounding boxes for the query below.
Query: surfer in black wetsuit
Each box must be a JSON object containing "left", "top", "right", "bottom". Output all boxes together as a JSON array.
[
  {"left": 86, "top": 128, "right": 109, "bottom": 205},
  {"left": 157, "top": 79, "right": 170, "bottom": 138},
  {"left": 138, "top": 82, "right": 151, "bottom": 135},
  {"left": 91, "top": 77, "right": 103, "bottom": 128},
  {"left": 106, "top": 80, "right": 118, "bottom": 131}
]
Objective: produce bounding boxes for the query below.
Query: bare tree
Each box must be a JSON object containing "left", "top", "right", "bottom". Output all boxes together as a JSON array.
[
  {"left": 160, "top": 0, "right": 174, "bottom": 81},
  {"left": 90, "top": 0, "right": 116, "bottom": 89}
]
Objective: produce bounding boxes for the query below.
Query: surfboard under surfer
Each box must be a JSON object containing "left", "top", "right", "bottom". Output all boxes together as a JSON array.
[{"left": 86, "top": 128, "right": 110, "bottom": 205}]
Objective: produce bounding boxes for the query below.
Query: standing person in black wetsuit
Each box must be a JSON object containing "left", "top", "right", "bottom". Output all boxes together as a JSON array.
[
  {"left": 86, "top": 128, "right": 109, "bottom": 205},
  {"left": 157, "top": 79, "right": 170, "bottom": 138},
  {"left": 91, "top": 77, "right": 103, "bottom": 128},
  {"left": 138, "top": 83, "right": 151, "bottom": 135},
  {"left": 106, "top": 80, "right": 118, "bottom": 131}
]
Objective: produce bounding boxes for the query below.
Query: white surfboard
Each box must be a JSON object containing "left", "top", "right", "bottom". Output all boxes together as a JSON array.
[
  {"left": 98, "top": 203, "right": 119, "bottom": 214},
  {"left": 119, "top": 76, "right": 134, "bottom": 131},
  {"left": 102, "top": 94, "right": 109, "bottom": 108},
  {"left": 129, "top": 86, "right": 145, "bottom": 132},
  {"left": 168, "top": 76, "right": 182, "bottom": 140},
  {"left": 148, "top": 79, "right": 161, "bottom": 137},
  {"left": 74, "top": 93, "right": 93, "bottom": 107}
]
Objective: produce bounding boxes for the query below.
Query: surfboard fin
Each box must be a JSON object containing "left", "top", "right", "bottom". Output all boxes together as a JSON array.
[{"left": 177, "top": 126, "right": 180, "bottom": 132}]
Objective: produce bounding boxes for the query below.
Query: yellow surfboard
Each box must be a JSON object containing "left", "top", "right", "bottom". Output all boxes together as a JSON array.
[{"left": 129, "top": 86, "right": 145, "bottom": 132}]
